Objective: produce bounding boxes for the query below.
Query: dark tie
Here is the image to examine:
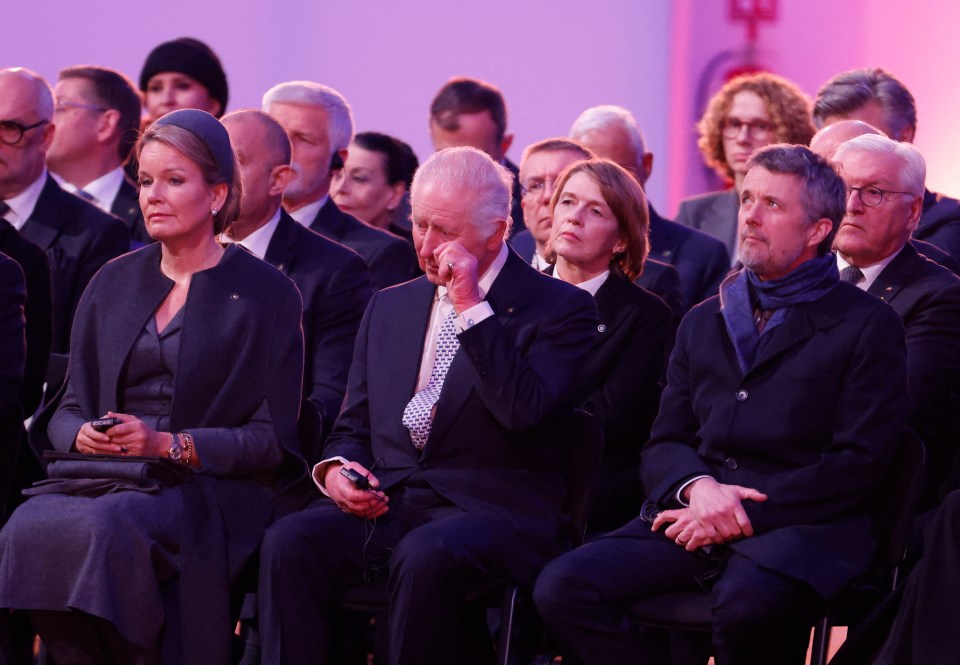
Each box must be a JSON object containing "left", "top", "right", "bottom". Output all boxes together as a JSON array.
[
  {"left": 401, "top": 308, "right": 460, "bottom": 449},
  {"left": 754, "top": 308, "right": 774, "bottom": 334},
  {"left": 77, "top": 189, "right": 96, "bottom": 204},
  {"left": 840, "top": 265, "right": 864, "bottom": 285},
  {"left": 0, "top": 201, "right": 10, "bottom": 222}
]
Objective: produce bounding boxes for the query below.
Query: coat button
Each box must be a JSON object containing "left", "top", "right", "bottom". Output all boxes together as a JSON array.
[
  {"left": 735, "top": 389, "right": 748, "bottom": 401},
  {"left": 725, "top": 457, "right": 739, "bottom": 470},
  {"left": 231, "top": 293, "right": 240, "bottom": 300}
]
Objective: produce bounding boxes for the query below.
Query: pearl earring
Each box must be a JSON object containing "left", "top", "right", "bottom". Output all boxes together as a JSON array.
[{"left": 211, "top": 208, "right": 218, "bottom": 216}]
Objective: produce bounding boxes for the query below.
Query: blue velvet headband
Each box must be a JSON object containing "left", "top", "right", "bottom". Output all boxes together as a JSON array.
[{"left": 153, "top": 109, "right": 235, "bottom": 184}]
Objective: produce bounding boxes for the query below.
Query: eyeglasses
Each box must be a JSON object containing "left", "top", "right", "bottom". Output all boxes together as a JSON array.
[
  {"left": 0, "top": 119, "right": 49, "bottom": 146},
  {"left": 721, "top": 117, "right": 772, "bottom": 140},
  {"left": 847, "top": 185, "right": 914, "bottom": 208},
  {"left": 54, "top": 99, "right": 107, "bottom": 114},
  {"left": 520, "top": 176, "right": 559, "bottom": 199}
]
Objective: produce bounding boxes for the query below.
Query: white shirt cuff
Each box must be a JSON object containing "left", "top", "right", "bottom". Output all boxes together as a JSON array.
[
  {"left": 456, "top": 301, "right": 493, "bottom": 331},
  {"left": 312, "top": 456, "right": 348, "bottom": 496},
  {"left": 675, "top": 475, "right": 713, "bottom": 506}
]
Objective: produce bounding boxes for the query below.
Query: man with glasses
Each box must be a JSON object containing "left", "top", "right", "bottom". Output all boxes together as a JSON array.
[
  {"left": 833, "top": 133, "right": 960, "bottom": 507},
  {"left": 47, "top": 65, "right": 148, "bottom": 245},
  {"left": 0, "top": 68, "right": 128, "bottom": 358},
  {"left": 815, "top": 67, "right": 960, "bottom": 263}
]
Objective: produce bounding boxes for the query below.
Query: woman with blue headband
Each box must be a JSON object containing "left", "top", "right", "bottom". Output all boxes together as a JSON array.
[{"left": 0, "top": 109, "right": 308, "bottom": 664}]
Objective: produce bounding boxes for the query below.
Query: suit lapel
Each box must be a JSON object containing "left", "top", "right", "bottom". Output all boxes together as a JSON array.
[
  {"left": 311, "top": 198, "right": 347, "bottom": 241},
  {"left": 264, "top": 211, "right": 298, "bottom": 275},
  {"left": 111, "top": 178, "right": 141, "bottom": 223},
  {"left": 867, "top": 246, "right": 915, "bottom": 305},
  {"left": 20, "top": 176, "right": 67, "bottom": 250},
  {"left": 746, "top": 306, "right": 817, "bottom": 379}
]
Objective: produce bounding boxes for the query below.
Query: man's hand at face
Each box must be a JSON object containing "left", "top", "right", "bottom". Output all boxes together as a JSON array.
[{"left": 435, "top": 241, "right": 482, "bottom": 312}]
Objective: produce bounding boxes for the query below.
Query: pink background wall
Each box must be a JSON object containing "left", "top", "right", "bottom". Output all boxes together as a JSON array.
[{"left": 2, "top": 0, "right": 955, "bottom": 217}]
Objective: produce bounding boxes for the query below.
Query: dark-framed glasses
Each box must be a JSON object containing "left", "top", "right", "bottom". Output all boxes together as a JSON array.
[
  {"left": 848, "top": 185, "right": 914, "bottom": 208},
  {"left": 54, "top": 99, "right": 108, "bottom": 115},
  {"left": 721, "top": 117, "right": 772, "bottom": 140},
  {"left": 0, "top": 119, "right": 49, "bottom": 146}
]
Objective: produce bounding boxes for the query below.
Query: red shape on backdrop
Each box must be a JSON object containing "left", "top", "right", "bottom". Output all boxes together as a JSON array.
[
  {"left": 724, "top": 64, "right": 768, "bottom": 82},
  {"left": 729, "top": 0, "right": 777, "bottom": 42}
]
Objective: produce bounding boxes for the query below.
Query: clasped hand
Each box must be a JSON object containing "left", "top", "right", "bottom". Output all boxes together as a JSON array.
[
  {"left": 75, "top": 411, "right": 168, "bottom": 457},
  {"left": 652, "top": 477, "right": 767, "bottom": 552},
  {"left": 324, "top": 462, "right": 389, "bottom": 519}
]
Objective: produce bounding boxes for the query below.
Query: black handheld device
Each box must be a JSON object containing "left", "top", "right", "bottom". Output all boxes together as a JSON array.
[
  {"left": 90, "top": 417, "right": 123, "bottom": 432},
  {"left": 339, "top": 466, "right": 371, "bottom": 490}
]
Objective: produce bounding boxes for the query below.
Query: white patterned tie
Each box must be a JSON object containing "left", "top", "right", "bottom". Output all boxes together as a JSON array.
[{"left": 402, "top": 307, "right": 460, "bottom": 449}]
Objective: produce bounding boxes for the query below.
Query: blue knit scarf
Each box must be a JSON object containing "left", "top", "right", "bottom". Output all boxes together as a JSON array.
[{"left": 720, "top": 252, "right": 839, "bottom": 373}]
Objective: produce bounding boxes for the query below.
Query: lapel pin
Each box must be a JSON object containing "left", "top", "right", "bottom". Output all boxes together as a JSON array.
[
  {"left": 231, "top": 293, "right": 240, "bottom": 301},
  {"left": 598, "top": 324, "right": 606, "bottom": 333}
]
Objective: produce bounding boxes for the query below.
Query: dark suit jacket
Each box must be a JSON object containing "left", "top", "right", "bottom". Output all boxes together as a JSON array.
[
  {"left": 635, "top": 258, "right": 683, "bottom": 321},
  {"left": 508, "top": 228, "right": 536, "bottom": 264},
  {"left": 867, "top": 244, "right": 960, "bottom": 502},
  {"left": 308, "top": 198, "right": 415, "bottom": 290},
  {"left": 264, "top": 211, "right": 372, "bottom": 456},
  {"left": 575, "top": 271, "right": 673, "bottom": 532},
  {"left": 649, "top": 205, "right": 731, "bottom": 312},
  {"left": 675, "top": 189, "right": 740, "bottom": 261},
  {"left": 911, "top": 237, "right": 960, "bottom": 274},
  {"left": 110, "top": 176, "right": 151, "bottom": 246},
  {"left": 642, "top": 280, "right": 908, "bottom": 598},
  {"left": 503, "top": 157, "right": 524, "bottom": 241},
  {"left": 0, "top": 221, "right": 51, "bottom": 416},
  {"left": 19, "top": 175, "right": 129, "bottom": 354},
  {"left": 0, "top": 252, "right": 25, "bottom": 521},
  {"left": 917, "top": 188, "right": 960, "bottom": 262},
  {"left": 324, "top": 248, "right": 598, "bottom": 583},
  {"left": 43, "top": 243, "right": 307, "bottom": 665}
]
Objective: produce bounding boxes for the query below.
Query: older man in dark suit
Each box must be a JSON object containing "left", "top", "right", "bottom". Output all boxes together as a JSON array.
[
  {"left": 535, "top": 145, "right": 908, "bottom": 665},
  {"left": 570, "top": 105, "right": 731, "bottom": 312},
  {"left": 259, "top": 146, "right": 597, "bottom": 665},
  {"left": 0, "top": 68, "right": 129, "bottom": 357},
  {"left": 815, "top": 67, "right": 960, "bottom": 263},
  {"left": 833, "top": 134, "right": 960, "bottom": 506},
  {"left": 222, "top": 110, "right": 371, "bottom": 458},
  {"left": 262, "top": 81, "right": 414, "bottom": 290},
  {"left": 46, "top": 65, "right": 149, "bottom": 245}
]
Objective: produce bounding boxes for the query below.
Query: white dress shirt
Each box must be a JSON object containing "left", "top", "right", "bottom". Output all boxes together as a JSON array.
[
  {"left": 221, "top": 209, "right": 281, "bottom": 260},
  {"left": 531, "top": 251, "right": 551, "bottom": 272},
  {"left": 551, "top": 266, "right": 610, "bottom": 296},
  {"left": 52, "top": 166, "right": 125, "bottom": 214},
  {"left": 287, "top": 195, "right": 328, "bottom": 228},
  {"left": 1, "top": 169, "right": 48, "bottom": 231}
]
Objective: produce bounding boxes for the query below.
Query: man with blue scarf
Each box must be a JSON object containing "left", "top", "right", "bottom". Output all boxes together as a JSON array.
[{"left": 535, "top": 144, "right": 909, "bottom": 665}]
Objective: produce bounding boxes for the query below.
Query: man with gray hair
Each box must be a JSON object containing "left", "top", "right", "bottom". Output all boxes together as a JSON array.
[
  {"left": 570, "top": 104, "right": 730, "bottom": 312},
  {"left": 259, "top": 146, "right": 598, "bottom": 665},
  {"left": 814, "top": 67, "right": 960, "bottom": 262},
  {"left": 263, "top": 80, "right": 414, "bottom": 289},
  {"left": 833, "top": 134, "right": 960, "bottom": 506},
  {"left": 536, "top": 144, "right": 907, "bottom": 664}
]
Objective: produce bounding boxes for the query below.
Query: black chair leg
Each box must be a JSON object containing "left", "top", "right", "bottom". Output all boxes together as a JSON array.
[{"left": 810, "top": 617, "right": 831, "bottom": 665}]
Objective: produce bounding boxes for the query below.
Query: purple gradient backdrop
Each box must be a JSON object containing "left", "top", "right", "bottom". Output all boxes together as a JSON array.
[{"left": 3, "top": 0, "right": 956, "bottom": 216}]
